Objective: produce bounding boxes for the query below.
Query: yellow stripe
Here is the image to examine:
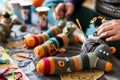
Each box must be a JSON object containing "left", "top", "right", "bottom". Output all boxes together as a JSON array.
[{"left": 51, "top": 26, "right": 59, "bottom": 35}]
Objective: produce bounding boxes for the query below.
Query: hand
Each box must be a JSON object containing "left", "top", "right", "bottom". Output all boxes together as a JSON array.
[
  {"left": 53, "top": 2, "right": 74, "bottom": 20},
  {"left": 96, "top": 20, "right": 120, "bottom": 42}
]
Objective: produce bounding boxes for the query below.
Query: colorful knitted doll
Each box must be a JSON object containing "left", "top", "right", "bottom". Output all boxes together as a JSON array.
[
  {"left": 24, "top": 19, "right": 66, "bottom": 48},
  {"left": 36, "top": 17, "right": 116, "bottom": 75},
  {"left": 36, "top": 43, "right": 116, "bottom": 75},
  {"left": 34, "top": 21, "right": 87, "bottom": 58}
]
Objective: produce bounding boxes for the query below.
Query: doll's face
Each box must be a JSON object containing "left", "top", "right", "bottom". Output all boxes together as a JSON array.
[
  {"left": 93, "top": 44, "right": 111, "bottom": 60},
  {"left": 63, "top": 21, "right": 77, "bottom": 35}
]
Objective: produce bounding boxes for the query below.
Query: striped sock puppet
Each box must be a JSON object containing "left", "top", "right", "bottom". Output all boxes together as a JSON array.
[
  {"left": 36, "top": 43, "right": 116, "bottom": 75},
  {"left": 34, "top": 32, "right": 80, "bottom": 58},
  {"left": 24, "top": 19, "right": 66, "bottom": 48},
  {"left": 34, "top": 21, "right": 86, "bottom": 58}
]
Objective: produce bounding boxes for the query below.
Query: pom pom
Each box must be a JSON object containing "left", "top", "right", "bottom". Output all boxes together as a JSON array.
[{"left": 105, "top": 62, "right": 112, "bottom": 72}]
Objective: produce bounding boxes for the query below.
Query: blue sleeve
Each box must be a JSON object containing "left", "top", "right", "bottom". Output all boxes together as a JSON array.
[{"left": 42, "top": 0, "right": 64, "bottom": 8}]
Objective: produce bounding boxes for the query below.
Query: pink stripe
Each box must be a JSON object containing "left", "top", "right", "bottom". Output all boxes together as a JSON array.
[
  {"left": 31, "top": 35, "right": 40, "bottom": 46},
  {"left": 43, "top": 58, "right": 50, "bottom": 74}
]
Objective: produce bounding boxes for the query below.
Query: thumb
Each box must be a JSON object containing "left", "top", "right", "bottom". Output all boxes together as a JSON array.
[{"left": 65, "top": 3, "right": 74, "bottom": 17}]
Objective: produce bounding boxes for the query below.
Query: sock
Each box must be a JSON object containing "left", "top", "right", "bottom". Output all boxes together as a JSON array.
[
  {"left": 36, "top": 44, "right": 114, "bottom": 75},
  {"left": 34, "top": 33, "right": 79, "bottom": 58},
  {"left": 24, "top": 19, "right": 66, "bottom": 48}
]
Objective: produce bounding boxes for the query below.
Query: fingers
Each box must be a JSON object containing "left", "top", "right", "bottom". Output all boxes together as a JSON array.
[
  {"left": 97, "top": 25, "right": 113, "bottom": 35},
  {"left": 53, "top": 3, "right": 65, "bottom": 20},
  {"left": 98, "top": 30, "right": 115, "bottom": 41},
  {"left": 53, "top": 3, "right": 74, "bottom": 20},
  {"left": 106, "top": 35, "right": 120, "bottom": 42},
  {"left": 96, "top": 20, "right": 120, "bottom": 42},
  {"left": 65, "top": 3, "right": 74, "bottom": 17},
  {"left": 100, "top": 30, "right": 120, "bottom": 42},
  {"left": 96, "top": 21, "right": 112, "bottom": 35}
]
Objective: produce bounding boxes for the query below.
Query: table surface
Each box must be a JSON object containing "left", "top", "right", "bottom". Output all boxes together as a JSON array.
[
  {"left": 0, "top": 50, "right": 29, "bottom": 80},
  {"left": 1, "top": 12, "right": 120, "bottom": 80}
]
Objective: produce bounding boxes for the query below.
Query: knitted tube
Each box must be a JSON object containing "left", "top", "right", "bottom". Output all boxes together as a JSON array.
[
  {"left": 24, "top": 19, "right": 66, "bottom": 48},
  {"left": 36, "top": 44, "right": 113, "bottom": 75}
]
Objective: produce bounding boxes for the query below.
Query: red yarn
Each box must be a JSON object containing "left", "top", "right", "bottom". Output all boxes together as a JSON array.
[
  {"left": 31, "top": 35, "right": 40, "bottom": 46},
  {"left": 43, "top": 58, "right": 50, "bottom": 74}
]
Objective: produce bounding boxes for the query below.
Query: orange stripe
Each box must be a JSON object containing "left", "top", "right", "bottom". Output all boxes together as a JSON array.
[
  {"left": 48, "top": 57, "right": 55, "bottom": 74},
  {"left": 34, "top": 46, "right": 45, "bottom": 58},
  {"left": 51, "top": 26, "right": 59, "bottom": 35},
  {"left": 62, "top": 35, "right": 67, "bottom": 46},
  {"left": 74, "top": 36, "right": 79, "bottom": 43},
  {"left": 72, "top": 56, "right": 79, "bottom": 71},
  {"left": 36, "top": 59, "right": 45, "bottom": 74}
]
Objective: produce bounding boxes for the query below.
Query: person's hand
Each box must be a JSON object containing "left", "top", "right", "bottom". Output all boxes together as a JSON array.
[
  {"left": 96, "top": 20, "right": 120, "bottom": 42},
  {"left": 53, "top": 2, "right": 74, "bottom": 20}
]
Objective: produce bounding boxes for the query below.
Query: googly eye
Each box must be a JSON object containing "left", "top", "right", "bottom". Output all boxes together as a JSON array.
[
  {"left": 103, "top": 51, "right": 106, "bottom": 54},
  {"left": 58, "top": 60, "right": 65, "bottom": 68},
  {"left": 99, "top": 49, "right": 102, "bottom": 52},
  {"left": 106, "top": 53, "right": 109, "bottom": 56}
]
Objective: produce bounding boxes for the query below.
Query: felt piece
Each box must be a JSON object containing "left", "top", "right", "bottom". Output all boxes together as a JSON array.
[
  {"left": 11, "top": 52, "right": 29, "bottom": 61},
  {"left": 0, "top": 48, "right": 29, "bottom": 80},
  {"left": 60, "top": 69, "right": 104, "bottom": 80}
]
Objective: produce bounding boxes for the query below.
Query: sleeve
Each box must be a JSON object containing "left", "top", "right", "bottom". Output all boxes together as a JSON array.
[
  {"left": 65, "top": 0, "right": 85, "bottom": 10},
  {"left": 42, "top": 0, "right": 64, "bottom": 8}
]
